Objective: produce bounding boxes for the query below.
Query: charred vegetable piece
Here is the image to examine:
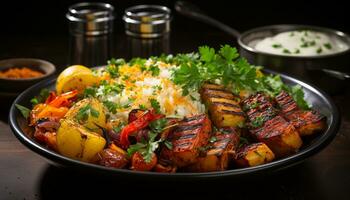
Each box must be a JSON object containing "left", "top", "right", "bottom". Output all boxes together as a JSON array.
[
  {"left": 276, "top": 91, "right": 326, "bottom": 136},
  {"left": 64, "top": 98, "right": 106, "bottom": 134},
  {"left": 234, "top": 142, "right": 275, "bottom": 168},
  {"left": 56, "top": 119, "right": 106, "bottom": 162},
  {"left": 160, "top": 114, "right": 211, "bottom": 167},
  {"left": 97, "top": 144, "right": 129, "bottom": 169},
  {"left": 120, "top": 109, "right": 164, "bottom": 148},
  {"left": 243, "top": 93, "right": 302, "bottom": 158},
  {"left": 187, "top": 128, "right": 239, "bottom": 172},
  {"left": 200, "top": 83, "right": 245, "bottom": 128},
  {"left": 131, "top": 151, "right": 157, "bottom": 171}
]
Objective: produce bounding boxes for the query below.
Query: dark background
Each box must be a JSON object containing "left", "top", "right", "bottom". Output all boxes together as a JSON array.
[{"left": 0, "top": 0, "right": 349, "bottom": 70}]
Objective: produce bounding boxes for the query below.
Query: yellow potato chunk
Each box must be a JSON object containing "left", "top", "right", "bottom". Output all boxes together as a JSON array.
[
  {"left": 57, "top": 119, "right": 106, "bottom": 162},
  {"left": 64, "top": 98, "right": 106, "bottom": 133}
]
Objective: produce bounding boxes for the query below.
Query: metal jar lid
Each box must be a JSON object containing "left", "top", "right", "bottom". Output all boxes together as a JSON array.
[
  {"left": 123, "top": 5, "right": 172, "bottom": 38},
  {"left": 66, "top": 2, "right": 115, "bottom": 36}
]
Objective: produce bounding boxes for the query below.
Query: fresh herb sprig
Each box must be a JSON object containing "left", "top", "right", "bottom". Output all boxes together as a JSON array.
[
  {"left": 127, "top": 118, "right": 168, "bottom": 163},
  {"left": 169, "top": 45, "right": 309, "bottom": 109},
  {"left": 76, "top": 105, "right": 99, "bottom": 123}
]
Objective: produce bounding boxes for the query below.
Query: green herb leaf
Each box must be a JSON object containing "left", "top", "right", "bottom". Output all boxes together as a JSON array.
[
  {"left": 83, "top": 87, "right": 97, "bottom": 98},
  {"left": 30, "top": 88, "right": 50, "bottom": 106},
  {"left": 251, "top": 116, "right": 264, "bottom": 128},
  {"left": 15, "top": 104, "right": 31, "bottom": 119},
  {"left": 209, "top": 136, "right": 217, "bottom": 143},
  {"left": 76, "top": 105, "right": 100, "bottom": 123},
  {"left": 290, "top": 85, "right": 310, "bottom": 109},
  {"left": 164, "top": 140, "right": 173, "bottom": 150},
  {"left": 272, "top": 44, "right": 282, "bottom": 48},
  {"left": 324, "top": 43, "right": 332, "bottom": 49},
  {"left": 149, "top": 98, "right": 161, "bottom": 114},
  {"left": 148, "top": 65, "right": 160, "bottom": 76},
  {"left": 149, "top": 118, "right": 167, "bottom": 134}
]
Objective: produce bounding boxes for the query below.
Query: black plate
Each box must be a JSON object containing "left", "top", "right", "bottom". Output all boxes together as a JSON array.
[{"left": 8, "top": 70, "right": 340, "bottom": 180}]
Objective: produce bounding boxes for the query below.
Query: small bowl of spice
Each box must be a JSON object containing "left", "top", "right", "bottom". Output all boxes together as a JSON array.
[{"left": 0, "top": 58, "right": 56, "bottom": 99}]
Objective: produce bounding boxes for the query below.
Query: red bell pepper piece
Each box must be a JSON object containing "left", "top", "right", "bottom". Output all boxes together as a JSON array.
[
  {"left": 120, "top": 109, "right": 164, "bottom": 148},
  {"left": 48, "top": 90, "right": 78, "bottom": 108}
]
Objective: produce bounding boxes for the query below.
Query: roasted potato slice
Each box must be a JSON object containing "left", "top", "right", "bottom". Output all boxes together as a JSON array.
[
  {"left": 276, "top": 91, "right": 326, "bottom": 136},
  {"left": 242, "top": 93, "right": 302, "bottom": 157},
  {"left": 160, "top": 114, "right": 211, "bottom": 167},
  {"left": 200, "top": 83, "right": 245, "bottom": 128},
  {"left": 57, "top": 119, "right": 106, "bottom": 162},
  {"left": 187, "top": 128, "right": 239, "bottom": 172},
  {"left": 64, "top": 98, "right": 106, "bottom": 133},
  {"left": 234, "top": 142, "right": 275, "bottom": 168}
]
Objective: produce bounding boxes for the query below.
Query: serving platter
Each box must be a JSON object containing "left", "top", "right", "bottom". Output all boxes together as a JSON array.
[{"left": 8, "top": 69, "right": 340, "bottom": 180}]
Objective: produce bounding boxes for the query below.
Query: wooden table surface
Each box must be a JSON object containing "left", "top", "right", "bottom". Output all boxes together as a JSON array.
[{"left": 1, "top": 28, "right": 350, "bottom": 200}]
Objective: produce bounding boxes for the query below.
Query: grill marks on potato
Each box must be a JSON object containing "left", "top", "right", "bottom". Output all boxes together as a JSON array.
[
  {"left": 200, "top": 83, "right": 245, "bottom": 128},
  {"left": 242, "top": 93, "right": 302, "bottom": 157},
  {"left": 276, "top": 91, "right": 326, "bottom": 136}
]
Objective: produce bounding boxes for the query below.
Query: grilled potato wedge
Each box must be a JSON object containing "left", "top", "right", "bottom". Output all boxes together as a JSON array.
[
  {"left": 64, "top": 98, "right": 106, "bottom": 134},
  {"left": 276, "top": 91, "right": 326, "bottom": 136},
  {"left": 242, "top": 93, "right": 302, "bottom": 158},
  {"left": 187, "top": 128, "right": 239, "bottom": 172},
  {"left": 57, "top": 119, "right": 106, "bottom": 162},
  {"left": 234, "top": 142, "right": 275, "bottom": 168},
  {"left": 160, "top": 114, "right": 211, "bottom": 167},
  {"left": 200, "top": 83, "right": 245, "bottom": 128}
]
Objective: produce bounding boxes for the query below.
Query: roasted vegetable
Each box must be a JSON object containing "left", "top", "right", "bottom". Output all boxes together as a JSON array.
[
  {"left": 187, "top": 128, "right": 239, "bottom": 172},
  {"left": 64, "top": 98, "right": 106, "bottom": 133},
  {"left": 242, "top": 93, "right": 302, "bottom": 157},
  {"left": 56, "top": 65, "right": 100, "bottom": 95},
  {"left": 120, "top": 109, "right": 164, "bottom": 148},
  {"left": 97, "top": 144, "right": 129, "bottom": 169},
  {"left": 160, "top": 114, "right": 211, "bottom": 167},
  {"left": 131, "top": 151, "right": 157, "bottom": 171},
  {"left": 276, "top": 91, "right": 326, "bottom": 136},
  {"left": 56, "top": 119, "right": 106, "bottom": 162},
  {"left": 234, "top": 142, "right": 275, "bottom": 168},
  {"left": 200, "top": 83, "right": 245, "bottom": 128}
]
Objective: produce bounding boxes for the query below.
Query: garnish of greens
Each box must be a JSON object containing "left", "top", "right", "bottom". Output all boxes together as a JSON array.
[
  {"left": 76, "top": 104, "right": 100, "bottom": 123},
  {"left": 166, "top": 44, "right": 309, "bottom": 109},
  {"left": 127, "top": 118, "right": 168, "bottom": 163},
  {"left": 30, "top": 88, "right": 50, "bottom": 106},
  {"left": 15, "top": 104, "right": 31, "bottom": 119},
  {"left": 149, "top": 98, "right": 161, "bottom": 114}
]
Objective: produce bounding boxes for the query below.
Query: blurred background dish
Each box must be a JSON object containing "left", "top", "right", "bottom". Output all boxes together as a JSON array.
[{"left": 0, "top": 58, "right": 56, "bottom": 103}]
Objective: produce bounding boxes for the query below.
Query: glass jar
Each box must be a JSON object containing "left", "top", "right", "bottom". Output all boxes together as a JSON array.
[
  {"left": 66, "top": 2, "right": 115, "bottom": 67},
  {"left": 123, "top": 5, "right": 172, "bottom": 58}
]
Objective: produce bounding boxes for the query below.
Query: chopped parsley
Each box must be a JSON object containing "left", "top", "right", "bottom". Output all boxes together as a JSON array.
[
  {"left": 272, "top": 44, "right": 282, "bottom": 48},
  {"left": 316, "top": 47, "right": 323, "bottom": 54},
  {"left": 103, "top": 100, "right": 118, "bottom": 114},
  {"left": 127, "top": 118, "right": 167, "bottom": 163},
  {"left": 251, "top": 116, "right": 264, "bottom": 128},
  {"left": 209, "top": 136, "right": 217, "bottom": 143},
  {"left": 83, "top": 86, "right": 98, "bottom": 98},
  {"left": 76, "top": 105, "right": 99, "bottom": 123},
  {"left": 150, "top": 98, "right": 161, "bottom": 114},
  {"left": 148, "top": 65, "right": 160, "bottom": 76},
  {"left": 324, "top": 43, "right": 332, "bottom": 49},
  {"left": 30, "top": 88, "right": 50, "bottom": 106},
  {"left": 106, "top": 58, "right": 125, "bottom": 78},
  {"left": 283, "top": 49, "right": 291, "bottom": 54}
]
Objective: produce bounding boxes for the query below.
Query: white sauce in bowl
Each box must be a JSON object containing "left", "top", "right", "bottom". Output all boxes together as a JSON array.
[{"left": 253, "top": 30, "right": 349, "bottom": 56}]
